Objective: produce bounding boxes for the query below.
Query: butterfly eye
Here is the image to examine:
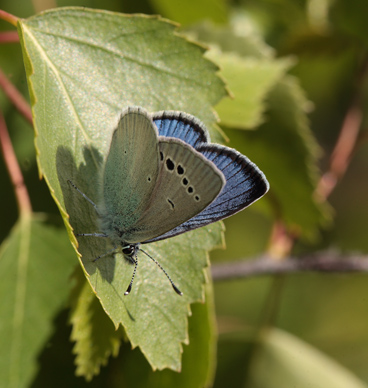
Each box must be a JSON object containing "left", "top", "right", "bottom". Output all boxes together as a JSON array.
[{"left": 122, "top": 245, "right": 135, "bottom": 256}]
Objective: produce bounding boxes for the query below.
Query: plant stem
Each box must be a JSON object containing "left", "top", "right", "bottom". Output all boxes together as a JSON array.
[
  {"left": 0, "top": 110, "right": 32, "bottom": 215},
  {"left": 212, "top": 252, "right": 368, "bottom": 280},
  {"left": 0, "top": 9, "right": 18, "bottom": 27},
  {"left": 0, "top": 31, "right": 19, "bottom": 43},
  {"left": 316, "top": 55, "right": 368, "bottom": 200},
  {"left": 0, "top": 68, "right": 33, "bottom": 125}
]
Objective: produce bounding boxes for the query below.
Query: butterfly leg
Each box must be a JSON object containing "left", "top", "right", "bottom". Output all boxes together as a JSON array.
[
  {"left": 67, "top": 179, "right": 99, "bottom": 213},
  {"left": 91, "top": 245, "right": 117, "bottom": 262},
  {"left": 75, "top": 232, "right": 116, "bottom": 262},
  {"left": 77, "top": 233, "right": 108, "bottom": 238}
]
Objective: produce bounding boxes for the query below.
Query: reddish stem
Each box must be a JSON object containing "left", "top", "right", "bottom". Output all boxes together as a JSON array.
[
  {"left": 317, "top": 56, "right": 368, "bottom": 200},
  {"left": 0, "top": 31, "right": 19, "bottom": 43},
  {"left": 0, "top": 9, "right": 18, "bottom": 27},
  {"left": 0, "top": 109, "right": 32, "bottom": 215},
  {"left": 317, "top": 100, "right": 362, "bottom": 200},
  {"left": 0, "top": 68, "right": 33, "bottom": 125}
]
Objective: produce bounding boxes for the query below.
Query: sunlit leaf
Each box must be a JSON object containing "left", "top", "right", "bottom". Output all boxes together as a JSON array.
[{"left": 18, "top": 6, "right": 226, "bottom": 371}]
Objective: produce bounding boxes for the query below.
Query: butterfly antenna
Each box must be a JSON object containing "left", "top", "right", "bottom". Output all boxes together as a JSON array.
[
  {"left": 125, "top": 254, "right": 138, "bottom": 295},
  {"left": 140, "top": 248, "right": 183, "bottom": 296}
]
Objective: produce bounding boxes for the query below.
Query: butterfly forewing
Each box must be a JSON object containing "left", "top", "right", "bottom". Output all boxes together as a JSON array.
[
  {"left": 153, "top": 111, "right": 209, "bottom": 147},
  {"left": 120, "top": 137, "right": 226, "bottom": 244},
  {"left": 100, "top": 108, "right": 160, "bottom": 237}
]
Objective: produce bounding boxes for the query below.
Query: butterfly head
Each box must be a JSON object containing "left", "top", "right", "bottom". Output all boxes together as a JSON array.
[{"left": 121, "top": 243, "right": 139, "bottom": 262}]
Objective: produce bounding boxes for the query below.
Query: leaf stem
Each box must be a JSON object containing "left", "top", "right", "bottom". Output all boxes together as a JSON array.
[
  {"left": 0, "top": 9, "right": 19, "bottom": 27},
  {"left": 0, "top": 109, "right": 32, "bottom": 215},
  {"left": 0, "top": 68, "right": 33, "bottom": 125}
]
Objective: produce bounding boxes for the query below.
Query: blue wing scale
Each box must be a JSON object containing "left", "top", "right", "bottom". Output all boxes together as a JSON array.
[{"left": 153, "top": 111, "right": 209, "bottom": 148}]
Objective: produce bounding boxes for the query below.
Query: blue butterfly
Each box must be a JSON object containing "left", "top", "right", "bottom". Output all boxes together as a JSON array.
[{"left": 69, "top": 106, "right": 269, "bottom": 295}]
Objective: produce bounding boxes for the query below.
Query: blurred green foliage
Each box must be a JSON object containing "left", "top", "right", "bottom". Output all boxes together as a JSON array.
[{"left": 0, "top": 0, "right": 367, "bottom": 387}]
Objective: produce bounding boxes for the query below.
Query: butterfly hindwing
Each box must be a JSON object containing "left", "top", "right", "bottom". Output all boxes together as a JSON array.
[
  {"left": 100, "top": 107, "right": 160, "bottom": 237},
  {"left": 145, "top": 143, "right": 269, "bottom": 243},
  {"left": 120, "top": 137, "right": 226, "bottom": 244}
]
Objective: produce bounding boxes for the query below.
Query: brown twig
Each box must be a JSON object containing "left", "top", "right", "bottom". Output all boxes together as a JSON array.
[
  {"left": 316, "top": 57, "right": 368, "bottom": 200},
  {"left": 211, "top": 252, "right": 368, "bottom": 281},
  {"left": 0, "top": 68, "right": 33, "bottom": 125},
  {"left": 0, "top": 109, "right": 32, "bottom": 214},
  {"left": 317, "top": 100, "right": 363, "bottom": 200}
]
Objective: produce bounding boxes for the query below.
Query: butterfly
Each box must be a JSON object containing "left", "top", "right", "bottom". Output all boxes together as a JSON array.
[{"left": 68, "top": 106, "right": 269, "bottom": 295}]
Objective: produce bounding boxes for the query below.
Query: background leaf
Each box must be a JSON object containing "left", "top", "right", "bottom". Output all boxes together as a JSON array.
[
  {"left": 211, "top": 51, "right": 293, "bottom": 129},
  {"left": 188, "top": 23, "right": 293, "bottom": 129},
  {"left": 69, "top": 268, "right": 123, "bottom": 380},
  {"left": 247, "top": 328, "right": 368, "bottom": 388},
  {"left": 187, "top": 20, "right": 330, "bottom": 238},
  {"left": 227, "top": 77, "right": 331, "bottom": 239},
  {"left": 0, "top": 214, "right": 76, "bottom": 388}
]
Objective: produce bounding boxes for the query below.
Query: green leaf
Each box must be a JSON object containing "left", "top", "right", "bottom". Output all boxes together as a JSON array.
[
  {"left": 187, "top": 22, "right": 331, "bottom": 238},
  {"left": 17, "top": 6, "right": 226, "bottom": 372},
  {"left": 69, "top": 224, "right": 222, "bottom": 376},
  {"left": 83, "top": 223, "right": 223, "bottom": 372},
  {"left": 226, "top": 76, "right": 331, "bottom": 239},
  {"left": 248, "top": 328, "right": 368, "bottom": 388},
  {"left": 189, "top": 22, "right": 330, "bottom": 237},
  {"left": 0, "top": 214, "right": 76, "bottom": 388},
  {"left": 210, "top": 50, "right": 293, "bottom": 129},
  {"left": 113, "top": 281, "right": 217, "bottom": 388},
  {"left": 69, "top": 267, "right": 123, "bottom": 380},
  {"left": 187, "top": 23, "right": 292, "bottom": 129}
]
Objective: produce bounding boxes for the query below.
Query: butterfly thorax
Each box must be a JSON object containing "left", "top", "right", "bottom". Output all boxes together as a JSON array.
[{"left": 98, "top": 205, "right": 142, "bottom": 245}]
